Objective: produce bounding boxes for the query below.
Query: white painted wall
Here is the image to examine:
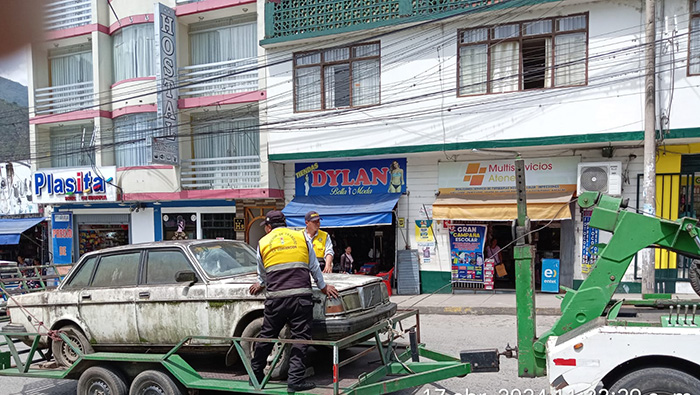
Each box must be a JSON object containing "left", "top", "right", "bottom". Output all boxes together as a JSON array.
[
  {"left": 265, "top": 0, "right": 699, "bottom": 156},
  {"left": 131, "top": 207, "right": 156, "bottom": 243}
]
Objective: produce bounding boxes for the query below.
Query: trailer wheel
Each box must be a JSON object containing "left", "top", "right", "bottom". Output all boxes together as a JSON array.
[
  {"left": 241, "top": 317, "right": 291, "bottom": 380},
  {"left": 52, "top": 324, "right": 94, "bottom": 367},
  {"left": 129, "top": 370, "right": 185, "bottom": 395},
  {"left": 77, "top": 366, "right": 128, "bottom": 395},
  {"left": 689, "top": 260, "right": 700, "bottom": 297},
  {"left": 610, "top": 367, "right": 700, "bottom": 394}
]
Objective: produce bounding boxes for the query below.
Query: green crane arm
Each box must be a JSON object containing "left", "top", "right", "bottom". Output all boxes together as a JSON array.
[{"left": 524, "top": 191, "right": 700, "bottom": 376}]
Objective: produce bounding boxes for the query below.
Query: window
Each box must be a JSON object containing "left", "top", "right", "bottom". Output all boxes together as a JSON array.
[
  {"left": 50, "top": 124, "right": 95, "bottom": 168},
  {"left": 113, "top": 23, "right": 155, "bottom": 83},
  {"left": 50, "top": 45, "right": 93, "bottom": 86},
  {"left": 202, "top": 213, "right": 236, "bottom": 240},
  {"left": 145, "top": 250, "right": 193, "bottom": 285},
  {"left": 293, "top": 43, "right": 381, "bottom": 112},
  {"left": 690, "top": 0, "right": 700, "bottom": 75},
  {"left": 114, "top": 113, "right": 159, "bottom": 167},
  {"left": 191, "top": 111, "right": 259, "bottom": 159},
  {"left": 91, "top": 252, "right": 140, "bottom": 287},
  {"left": 64, "top": 256, "right": 97, "bottom": 289},
  {"left": 458, "top": 14, "right": 587, "bottom": 96}
]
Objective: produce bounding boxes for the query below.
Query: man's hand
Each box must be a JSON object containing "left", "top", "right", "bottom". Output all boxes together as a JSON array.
[
  {"left": 321, "top": 284, "right": 339, "bottom": 299},
  {"left": 323, "top": 264, "right": 333, "bottom": 274},
  {"left": 249, "top": 283, "right": 264, "bottom": 295}
]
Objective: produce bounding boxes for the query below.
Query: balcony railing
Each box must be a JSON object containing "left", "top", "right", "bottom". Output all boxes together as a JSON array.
[
  {"left": 46, "top": 0, "right": 92, "bottom": 31},
  {"left": 34, "top": 81, "right": 94, "bottom": 115},
  {"left": 181, "top": 156, "right": 261, "bottom": 190},
  {"left": 178, "top": 58, "right": 258, "bottom": 98}
]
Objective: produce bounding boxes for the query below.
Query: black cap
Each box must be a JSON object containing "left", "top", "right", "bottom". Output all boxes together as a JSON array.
[
  {"left": 305, "top": 211, "right": 321, "bottom": 222},
  {"left": 261, "top": 210, "right": 286, "bottom": 227}
]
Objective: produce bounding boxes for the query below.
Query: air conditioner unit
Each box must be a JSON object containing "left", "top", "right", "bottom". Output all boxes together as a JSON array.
[{"left": 577, "top": 161, "right": 622, "bottom": 196}]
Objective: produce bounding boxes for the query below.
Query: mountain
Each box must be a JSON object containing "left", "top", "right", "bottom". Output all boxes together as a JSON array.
[
  {"left": 0, "top": 79, "right": 29, "bottom": 162},
  {"left": 0, "top": 77, "right": 28, "bottom": 106}
]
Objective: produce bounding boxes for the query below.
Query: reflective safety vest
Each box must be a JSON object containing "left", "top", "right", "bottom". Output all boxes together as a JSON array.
[
  {"left": 308, "top": 229, "right": 329, "bottom": 259},
  {"left": 259, "top": 227, "right": 312, "bottom": 298}
]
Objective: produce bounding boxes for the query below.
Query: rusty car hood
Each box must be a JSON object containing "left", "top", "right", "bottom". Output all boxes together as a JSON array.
[{"left": 211, "top": 272, "right": 383, "bottom": 292}]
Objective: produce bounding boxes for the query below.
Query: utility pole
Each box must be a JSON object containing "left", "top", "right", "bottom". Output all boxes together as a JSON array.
[{"left": 642, "top": 0, "right": 657, "bottom": 294}]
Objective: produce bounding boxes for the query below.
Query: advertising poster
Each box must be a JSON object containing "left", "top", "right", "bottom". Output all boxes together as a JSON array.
[
  {"left": 416, "top": 220, "right": 435, "bottom": 264},
  {"left": 581, "top": 209, "right": 599, "bottom": 274},
  {"left": 52, "top": 212, "right": 73, "bottom": 264},
  {"left": 541, "top": 258, "right": 560, "bottom": 293},
  {"left": 449, "top": 224, "right": 487, "bottom": 283},
  {"left": 0, "top": 162, "right": 38, "bottom": 215}
]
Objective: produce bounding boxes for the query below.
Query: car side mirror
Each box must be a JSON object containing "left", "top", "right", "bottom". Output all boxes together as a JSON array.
[{"left": 175, "top": 270, "right": 198, "bottom": 283}]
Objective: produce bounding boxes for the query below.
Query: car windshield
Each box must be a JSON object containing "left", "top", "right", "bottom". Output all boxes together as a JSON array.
[{"left": 189, "top": 241, "right": 257, "bottom": 278}]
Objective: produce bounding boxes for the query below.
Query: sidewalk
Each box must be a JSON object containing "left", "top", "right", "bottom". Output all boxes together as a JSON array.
[{"left": 390, "top": 292, "right": 700, "bottom": 316}]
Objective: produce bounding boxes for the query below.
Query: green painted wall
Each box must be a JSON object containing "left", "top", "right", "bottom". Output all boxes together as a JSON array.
[{"left": 420, "top": 270, "right": 452, "bottom": 294}]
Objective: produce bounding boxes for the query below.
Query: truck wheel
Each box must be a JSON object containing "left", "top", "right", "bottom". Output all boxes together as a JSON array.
[
  {"left": 129, "top": 370, "right": 185, "bottom": 395},
  {"left": 78, "top": 366, "right": 128, "bottom": 395},
  {"left": 610, "top": 367, "right": 700, "bottom": 394},
  {"left": 689, "top": 260, "right": 700, "bottom": 297},
  {"left": 52, "top": 324, "right": 94, "bottom": 367},
  {"left": 241, "top": 317, "right": 291, "bottom": 380}
]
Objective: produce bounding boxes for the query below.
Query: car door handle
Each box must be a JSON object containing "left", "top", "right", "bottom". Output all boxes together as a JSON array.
[
  {"left": 81, "top": 294, "right": 91, "bottom": 300},
  {"left": 138, "top": 291, "right": 150, "bottom": 298}
]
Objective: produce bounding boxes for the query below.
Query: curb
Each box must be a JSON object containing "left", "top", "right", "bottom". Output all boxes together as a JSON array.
[{"left": 399, "top": 305, "right": 562, "bottom": 316}]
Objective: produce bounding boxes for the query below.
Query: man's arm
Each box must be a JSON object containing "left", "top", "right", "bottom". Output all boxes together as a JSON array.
[
  {"left": 250, "top": 247, "right": 266, "bottom": 295},
  {"left": 307, "top": 240, "right": 326, "bottom": 290},
  {"left": 322, "top": 234, "right": 334, "bottom": 273}
]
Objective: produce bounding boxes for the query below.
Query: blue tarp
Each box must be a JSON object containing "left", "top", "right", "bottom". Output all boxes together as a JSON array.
[
  {"left": 0, "top": 217, "right": 44, "bottom": 245},
  {"left": 283, "top": 194, "right": 400, "bottom": 228}
]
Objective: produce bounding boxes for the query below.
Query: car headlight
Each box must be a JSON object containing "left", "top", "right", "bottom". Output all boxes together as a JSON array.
[
  {"left": 381, "top": 282, "right": 389, "bottom": 301},
  {"left": 325, "top": 297, "right": 345, "bottom": 315},
  {"left": 342, "top": 292, "right": 362, "bottom": 312}
]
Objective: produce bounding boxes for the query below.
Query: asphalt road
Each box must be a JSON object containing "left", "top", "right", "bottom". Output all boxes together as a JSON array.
[{"left": 1, "top": 314, "right": 563, "bottom": 395}]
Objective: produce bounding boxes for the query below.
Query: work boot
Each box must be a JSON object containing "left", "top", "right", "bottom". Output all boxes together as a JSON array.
[{"left": 287, "top": 380, "right": 316, "bottom": 392}]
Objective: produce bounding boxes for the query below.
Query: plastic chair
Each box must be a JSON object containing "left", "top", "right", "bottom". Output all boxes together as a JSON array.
[{"left": 376, "top": 267, "right": 394, "bottom": 296}]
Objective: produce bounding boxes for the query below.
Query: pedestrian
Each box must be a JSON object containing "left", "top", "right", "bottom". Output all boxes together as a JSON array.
[
  {"left": 339, "top": 246, "right": 354, "bottom": 274},
  {"left": 249, "top": 210, "right": 338, "bottom": 392},
  {"left": 303, "top": 211, "right": 334, "bottom": 273},
  {"left": 485, "top": 238, "right": 506, "bottom": 277}
]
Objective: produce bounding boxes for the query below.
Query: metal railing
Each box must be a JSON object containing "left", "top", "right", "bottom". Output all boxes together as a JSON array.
[
  {"left": 180, "top": 155, "right": 261, "bottom": 190},
  {"left": 178, "top": 58, "right": 258, "bottom": 98},
  {"left": 45, "top": 0, "right": 92, "bottom": 31},
  {"left": 34, "top": 81, "right": 94, "bottom": 115}
]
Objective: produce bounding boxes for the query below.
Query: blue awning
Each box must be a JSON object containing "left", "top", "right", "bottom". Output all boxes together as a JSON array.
[
  {"left": 283, "top": 194, "right": 400, "bottom": 228},
  {"left": 0, "top": 218, "right": 45, "bottom": 245}
]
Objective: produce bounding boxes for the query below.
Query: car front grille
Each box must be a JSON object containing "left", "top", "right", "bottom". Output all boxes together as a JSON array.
[{"left": 359, "top": 283, "right": 383, "bottom": 309}]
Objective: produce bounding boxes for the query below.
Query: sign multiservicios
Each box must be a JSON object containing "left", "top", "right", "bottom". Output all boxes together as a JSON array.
[
  {"left": 153, "top": 2, "right": 179, "bottom": 165},
  {"left": 33, "top": 166, "right": 118, "bottom": 204}
]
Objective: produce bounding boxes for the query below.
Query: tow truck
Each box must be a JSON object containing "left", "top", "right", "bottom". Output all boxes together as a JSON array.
[{"left": 1, "top": 158, "right": 700, "bottom": 394}]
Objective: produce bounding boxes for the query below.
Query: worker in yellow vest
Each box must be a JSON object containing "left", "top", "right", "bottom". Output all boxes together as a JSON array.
[
  {"left": 303, "top": 211, "right": 334, "bottom": 273},
  {"left": 249, "top": 210, "right": 338, "bottom": 392}
]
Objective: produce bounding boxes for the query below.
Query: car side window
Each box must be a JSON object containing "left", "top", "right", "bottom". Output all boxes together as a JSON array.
[
  {"left": 91, "top": 252, "right": 140, "bottom": 287},
  {"left": 63, "top": 257, "right": 97, "bottom": 289},
  {"left": 146, "top": 250, "right": 193, "bottom": 285}
]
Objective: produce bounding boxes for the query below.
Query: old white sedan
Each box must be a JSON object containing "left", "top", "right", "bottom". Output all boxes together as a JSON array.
[{"left": 4, "top": 240, "right": 396, "bottom": 370}]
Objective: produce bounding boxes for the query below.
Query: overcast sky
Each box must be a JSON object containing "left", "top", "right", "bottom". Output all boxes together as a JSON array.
[{"left": 0, "top": 48, "right": 28, "bottom": 86}]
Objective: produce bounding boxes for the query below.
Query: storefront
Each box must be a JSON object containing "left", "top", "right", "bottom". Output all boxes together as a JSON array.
[
  {"left": 282, "top": 158, "right": 406, "bottom": 275},
  {"left": 430, "top": 157, "right": 579, "bottom": 292},
  {"left": 0, "top": 217, "right": 49, "bottom": 264}
]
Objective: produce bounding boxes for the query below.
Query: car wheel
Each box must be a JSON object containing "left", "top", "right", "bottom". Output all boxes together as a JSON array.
[
  {"left": 689, "top": 260, "right": 700, "bottom": 297},
  {"left": 51, "top": 324, "right": 94, "bottom": 367},
  {"left": 609, "top": 367, "right": 700, "bottom": 394},
  {"left": 129, "top": 370, "right": 185, "bottom": 395},
  {"left": 77, "top": 366, "right": 128, "bottom": 395},
  {"left": 241, "top": 317, "right": 291, "bottom": 380}
]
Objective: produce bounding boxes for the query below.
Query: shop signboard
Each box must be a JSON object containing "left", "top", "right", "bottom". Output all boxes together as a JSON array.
[
  {"left": 33, "top": 166, "right": 118, "bottom": 204},
  {"left": 52, "top": 212, "right": 73, "bottom": 264},
  {"left": 153, "top": 2, "right": 179, "bottom": 165},
  {"left": 449, "top": 224, "right": 487, "bottom": 283},
  {"left": 541, "top": 258, "right": 560, "bottom": 293},
  {"left": 0, "top": 162, "right": 38, "bottom": 215},
  {"left": 438, "top": 157, "right": 580, "bottom": 195},
  {"left": 294, "top": 158, "right": 407, "bottom": 196}
]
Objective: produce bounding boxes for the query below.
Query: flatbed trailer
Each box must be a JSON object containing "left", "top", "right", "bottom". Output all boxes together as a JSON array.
[{"left": 0, "top": 309, "right": 474, "bottom": 395}]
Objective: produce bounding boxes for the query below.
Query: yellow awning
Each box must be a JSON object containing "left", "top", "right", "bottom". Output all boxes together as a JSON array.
[{"left": 432, "top": 192, "right": 573, "bottom": 221}]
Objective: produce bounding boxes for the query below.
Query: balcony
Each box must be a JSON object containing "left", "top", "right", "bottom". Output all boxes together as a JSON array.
[
  {"left": 181, "top": 156, "right": 261, "bottom": 190},
  {"left": 262, "top": 0, "right": 557, "bottom": 44},
  {"left": 46, "top": 0, "right": 92, "bottom": 31},
  {"left": 34, "top": 81, "right": 94, "bottom": 115},
  {"left": 178, "top": 58, "right": 258, "bottom": 99}
]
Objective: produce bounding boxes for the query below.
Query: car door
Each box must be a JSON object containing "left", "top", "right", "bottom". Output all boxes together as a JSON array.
[
  {"left": 78, "top": 251, "right": 140, "bottom": 344},
  {"left": 134, "top": 249, "right": 208, "bottom": 345}
]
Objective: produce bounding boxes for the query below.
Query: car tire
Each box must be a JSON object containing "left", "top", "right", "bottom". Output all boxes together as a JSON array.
[
  {"left": 241, "top": 317, "right": 291, "bottom": 380},
  {"left": 609, "top": 366, "right": 700, "bottom": 394},
  {"left": 52, "top": 324, "right": 94, "bottom": 367},
  {"left": 689, "top": 260, "right": 700, "bottom": 297},
  {"left": 77, "top": 366, "right": 128, "bottom": 395},
  {"left": 129, "top": 370, "right": 186, "bottom": 395}
]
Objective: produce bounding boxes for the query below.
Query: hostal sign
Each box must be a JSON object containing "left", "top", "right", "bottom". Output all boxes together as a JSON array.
[{"left": 33, "top": 166, "right": 118, "bottom": 204}]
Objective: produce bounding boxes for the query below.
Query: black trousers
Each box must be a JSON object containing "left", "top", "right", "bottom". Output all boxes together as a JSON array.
[{"left": 250, "top": 294, "right": 314, "bottom": 385}]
